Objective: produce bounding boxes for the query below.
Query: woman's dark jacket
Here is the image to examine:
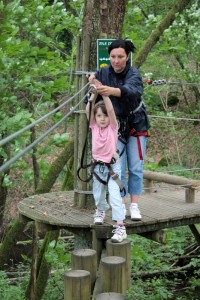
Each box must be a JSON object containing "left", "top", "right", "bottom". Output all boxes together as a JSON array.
[{"left": 94, "top": 61, "right": 150, "bottom": 135}]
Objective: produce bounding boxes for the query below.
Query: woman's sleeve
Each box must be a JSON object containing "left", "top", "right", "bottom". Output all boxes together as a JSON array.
[{"left": 119, "top": 68, "right": 143, "bottom": 101}]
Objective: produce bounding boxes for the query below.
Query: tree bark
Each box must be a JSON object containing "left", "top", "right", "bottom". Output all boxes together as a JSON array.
[
  {"left": 0, "top": 140, "right": 73, "bottom": 272},
  {"left": 30, "top": 126, "right": 40, "bottom": 191},
  {"left": 36, "top": 139, "right": 74, "bottom": 194},
  {"left": 133, "top": 0, "right": 193, "bottom": 68},
  {"left": 0, "top": 142, "right": 11, "bottom": 227},
  {"left": 74, "top": 0, "right": 127, "bottom": 208},
  {"left": 25, "top": 228, "right": 59, "bottom": 300},
  {"left": 0, "top": 217, "right": 27, "bottom": 270},
  {"left": 62, "top": 156, "right": 74, "bottom": 190}
]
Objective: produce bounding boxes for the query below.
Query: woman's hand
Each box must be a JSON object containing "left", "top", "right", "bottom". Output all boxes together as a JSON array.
[{"left": 96, "top": 85, "right": 113, "bottom": 97}]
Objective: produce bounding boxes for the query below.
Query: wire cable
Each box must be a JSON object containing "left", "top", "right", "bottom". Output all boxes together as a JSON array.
[
  {"left": 0, "top": 82, "right": 90, "bottom": 147},
  {"left": 160, "top": 168, "right": 200, "bottom": 173},
  {"left": 149, "top": 115, "right": 200, "bottom": 122},
  {"left": 0, "top": 94, "right": 87, "bottom": 173}
]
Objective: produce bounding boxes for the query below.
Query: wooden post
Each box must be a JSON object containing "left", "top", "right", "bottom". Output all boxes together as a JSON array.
[
  {"left": 101, "top": 256, "right": 126, "bottom": 295},
  {"left": 92, "top": 250, "right": 106, "bottom": 300},
  {"left": 72, "top": 249, "right": 97, "bottom": 291},
  {"left": 95, "top": 292, "right": 125, "bottom": 300},
  {"left": 64, "top": 270, "right": 90, "bottom": 300},
  {"left": 189, "top": 225, "right": 200, "bottom": 245},
  {"left": 143, "top": 178, "right": 153, "bottom": 193},
  {"left": 139, "top": 230, "right": 167, "bottom": 243},
  {"left": 185, "top": 188, "right": 195, "bottom": 203},
  {"left": 92, "top": 229, "right": 105, "bottom": 265},
  {"left": 106, "top": 239, "right": 131, "bottom": 289}
]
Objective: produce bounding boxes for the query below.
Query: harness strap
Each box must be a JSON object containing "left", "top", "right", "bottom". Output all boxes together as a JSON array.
[
  {"left": 91, "top": 162, "right": 107, "bottom": 185},
  {"left": 91, "top": 161, "right": 125, "bottom": 193},
  {"left": 118, "top": 136, "right": 127, "bottom": 157},
  {"left": 77, "top": 162, "right": 93, "bottom": 183},
  {"left": 136, "top": 136, "right": 143, "bottom": 160},
  {"left": 77, "top": 85, "right": 98, "bottom": 182},
  {"left": 107, "top": 164, "right": 125, "bottom": 192},
  {"left": 129, "top": 129, "right": 148, "bottom": 161}
]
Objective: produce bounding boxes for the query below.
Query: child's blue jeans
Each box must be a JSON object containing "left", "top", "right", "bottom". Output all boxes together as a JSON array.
[{"left": 93, "top": 161, "right": 125, "bottom": 221}]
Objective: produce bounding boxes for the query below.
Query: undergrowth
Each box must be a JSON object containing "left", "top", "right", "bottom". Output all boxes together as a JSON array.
[
  {"left": 0, "top": 227, "right": 199, "bottom": 300},
  {"left": 126, "top": 226, "right": 200, "bottom": 300}
]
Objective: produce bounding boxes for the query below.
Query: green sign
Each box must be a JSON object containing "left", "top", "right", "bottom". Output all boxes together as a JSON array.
[
  {"left": 97, "top": 39, "right": 114, "bottom": 69},
  {"left": 97, "top": 39, "right": 132, "bottom": 69}
]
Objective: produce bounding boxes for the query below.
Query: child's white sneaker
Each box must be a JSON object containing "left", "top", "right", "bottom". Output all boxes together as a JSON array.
[
  {"left": 111, "top": 225, "right": 127, "bottom": 243},
  {"left": 94, "top": 210, "right": 105, "bottom": 225}
]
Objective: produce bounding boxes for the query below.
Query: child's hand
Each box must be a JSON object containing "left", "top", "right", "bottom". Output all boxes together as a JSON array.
[{"left": 90, "top": 78, "right": 102, "bottom": 87}]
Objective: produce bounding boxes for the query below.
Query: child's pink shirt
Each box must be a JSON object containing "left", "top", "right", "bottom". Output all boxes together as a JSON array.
[{"left": 90, "top": 123, "right": 118, "bottom": 163}]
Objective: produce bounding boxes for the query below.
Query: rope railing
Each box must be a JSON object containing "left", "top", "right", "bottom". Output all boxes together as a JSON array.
[
  {"left": 0, "top": 82, "right": 90, "bottom": 148},
  {"left": 149, "top": 115, "right": 200, "bottom": 122},
  {"left": 0, "top": 92, "right": 88, "bottom": 173}
]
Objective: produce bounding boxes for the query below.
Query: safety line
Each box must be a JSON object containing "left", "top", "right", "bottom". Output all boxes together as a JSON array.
[
  {"left": 0, "top": 94, "right": 87, "bottom": 173},
  {"left": 162, "top": 168, "right": 200, "bottom": 173},
  {"left": 75, "top": 72, "right": 200, "bottom": 87},
  {"left": 149, "top": 115, "right": 200, "bottom": 122},
  {"left": 0, "top": 82, "right": 90, "bottom": 147}
]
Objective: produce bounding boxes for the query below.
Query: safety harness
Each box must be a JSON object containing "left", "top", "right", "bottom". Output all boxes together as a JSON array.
[
  {"left": 91, "top": 157, "right": 124, "bottom": 192},
  {"left": 118, "top": 117, "right": 148, "bottom": 161},
  {"left": 77, "top": 84, "right": 125, "bottom": 193}
]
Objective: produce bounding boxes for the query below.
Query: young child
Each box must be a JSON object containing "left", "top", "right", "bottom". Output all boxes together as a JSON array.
[{"left": 86, "top": 85, "right": 127, "bottom": 243}]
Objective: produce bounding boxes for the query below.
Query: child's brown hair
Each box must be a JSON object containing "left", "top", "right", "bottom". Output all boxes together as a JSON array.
[{"left": 93, "top": 100, "right": 108, "bottom": 116}]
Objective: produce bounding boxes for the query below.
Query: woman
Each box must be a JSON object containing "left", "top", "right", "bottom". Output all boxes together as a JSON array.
[{"left": 89, "top": 38, "right": 150, "bottom": 221}]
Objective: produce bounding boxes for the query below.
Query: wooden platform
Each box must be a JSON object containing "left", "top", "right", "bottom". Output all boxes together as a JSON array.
[{"left": 18, "top": 187, "right": 200, "bottom": 239}]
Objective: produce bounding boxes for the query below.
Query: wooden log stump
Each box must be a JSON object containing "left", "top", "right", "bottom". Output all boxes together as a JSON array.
[
  {"left": 143, "top": 178, "right": 153, "bottom": 193},
  {"left": 64, "top": 269, "right": 90, "bottom": 300},
  {"left": 95, "top": 292, "right": 125, "bottom": 299},
  {"left": 185, "top": 188, "right": 195, "bottom": 203},
  {"left": 101, "top": 256, "right": 126, "bottom": 295},
  {"left": 106, "top": 239, "right": 131, "bottom": 288},
  {"left": 72, "top": 248, "right": 97, "bottom": 290},
  {"left": 139, "top": 229, "right": 167, "bottom": 243}
]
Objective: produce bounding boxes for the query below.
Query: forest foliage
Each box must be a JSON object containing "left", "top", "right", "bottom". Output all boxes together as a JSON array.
[
  {"left": 0, "top": 0, "right": 199, "bottom": 222},
  {"left": 0, "top": 1, "right": 199, "bottom": 299}
]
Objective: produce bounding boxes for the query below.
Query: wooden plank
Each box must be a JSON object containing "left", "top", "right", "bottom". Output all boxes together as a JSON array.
[{"left": 17, "top": 189, "right": 200, "bottom": 240}]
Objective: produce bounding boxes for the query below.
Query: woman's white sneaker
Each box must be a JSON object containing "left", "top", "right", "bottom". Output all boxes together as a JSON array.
[{"left": 130, "top": 205, "right": 142, "bottom": 221}]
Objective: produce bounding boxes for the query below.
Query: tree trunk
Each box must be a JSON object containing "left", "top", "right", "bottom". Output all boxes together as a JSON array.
[
  {"left": 36, "top": 139, "right": 74, "bottom": 194},
  {"left": 0, "top": 217, "right": 27, "bottom": 269},
  {"left": 133, "top": 0, "right": 193, "bottom": 68},
  {"left": 62, "top": 156, "right": 74, "bottom": 190},
  {"left": 175, "top": 55, "right": 200, "bottom": 105},
  {"left": 25, "top": 227, "right": 59, "bottom": 300},
  {"left": 0, "top": 140, "right": 73, "bottom": 271},
  {"left": 0, "top": 142, "right": 11, "bottom": 227},
  {"left": 74, "top": 0, "right": 127, "bottom": 208},
  {"left": 30, "top": 126, "right": 40, "bottom": 191}
]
